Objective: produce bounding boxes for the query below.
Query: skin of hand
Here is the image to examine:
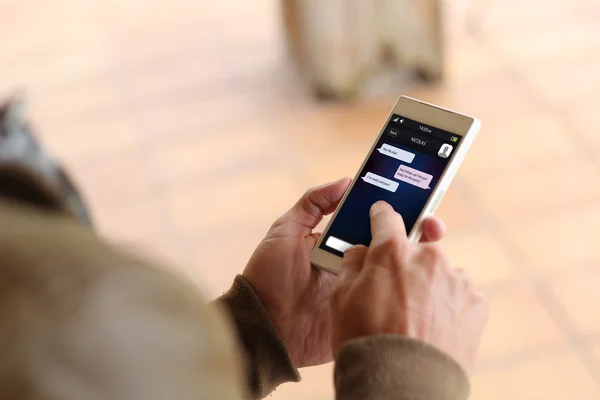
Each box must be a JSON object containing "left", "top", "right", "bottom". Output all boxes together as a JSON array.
[
  {"left": 243, "top": 178, "right": 447, "bottom": 368},
  {"left": 331, "top": 200, "right": 489, "bottom": 372}
]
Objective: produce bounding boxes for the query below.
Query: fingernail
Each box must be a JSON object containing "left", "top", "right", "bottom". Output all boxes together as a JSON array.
[
  {"left": 439, "top": 219, "right": 447, "bottom": 234},
  {"left": 370, "top": 201, "right": 388, "bottom": 216}
]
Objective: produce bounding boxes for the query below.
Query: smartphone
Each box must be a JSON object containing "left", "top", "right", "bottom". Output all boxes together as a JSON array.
[{"left": 310, "top": 96, "right": 480, "bottom": 274}]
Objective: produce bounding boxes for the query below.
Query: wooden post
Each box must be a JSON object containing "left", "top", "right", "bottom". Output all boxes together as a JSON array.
[{"left": 281, "top": 0, "right": 444, "bottom": 99}]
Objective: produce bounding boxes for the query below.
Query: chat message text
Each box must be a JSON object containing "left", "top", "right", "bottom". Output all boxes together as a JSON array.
[
  {"left": 394, "top": 165, "right": 433, "bottom": 190},
  {"left": 376, "top": 144, "right": 415, "bottom": 163},
  {"left": 361, "top": 172, "right": 399, "bottom": 193}
]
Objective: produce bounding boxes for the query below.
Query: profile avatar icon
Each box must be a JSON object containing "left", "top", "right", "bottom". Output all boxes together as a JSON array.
[{"left": 438, "top": 143, "right": 453, "bottom": 159}]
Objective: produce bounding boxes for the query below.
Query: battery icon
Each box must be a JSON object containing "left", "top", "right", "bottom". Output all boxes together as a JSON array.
[{"left": 451, "top": 136, "right": 458, "bottom": 142}]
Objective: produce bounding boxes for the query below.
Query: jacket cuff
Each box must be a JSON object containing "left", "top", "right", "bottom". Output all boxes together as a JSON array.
[
  {"left": 217, "top": 275, "right": 301, "bottom": 399},
  {"left": 335, "top": 335, "right": 469, "bottom": 400}
]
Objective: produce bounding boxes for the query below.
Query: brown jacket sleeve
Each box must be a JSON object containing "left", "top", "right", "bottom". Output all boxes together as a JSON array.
[
  {"left": 335, "top": 335, "right": 470, "bottom": 400},
  {"left": 217, "top": 275, "right": 301, "bottom": 399},
  {"left": 218, "top": 275, "right": 469, "bottom": 400}
]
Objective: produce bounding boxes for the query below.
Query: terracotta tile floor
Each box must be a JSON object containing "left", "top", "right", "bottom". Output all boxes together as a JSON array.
[{"left": 3, "top": 0, "right": 600, "bottom": 398}]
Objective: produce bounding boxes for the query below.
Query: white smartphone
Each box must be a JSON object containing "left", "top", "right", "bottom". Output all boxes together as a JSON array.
[{"left": 310, "top": 96, "right": 480, "bottom": 274}]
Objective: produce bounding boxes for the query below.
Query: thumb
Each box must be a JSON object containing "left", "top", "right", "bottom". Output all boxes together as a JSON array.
[
  {"left": 369, "top": 201, "right": 408, "bottom": 248},
  {"left": 278, "top": 177, "right": 351, "bottom": 231}
]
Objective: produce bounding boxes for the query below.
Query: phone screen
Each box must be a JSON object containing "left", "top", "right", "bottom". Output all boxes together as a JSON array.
[{"left": 319, "top": 114, "right": 463, "bottom": 257}]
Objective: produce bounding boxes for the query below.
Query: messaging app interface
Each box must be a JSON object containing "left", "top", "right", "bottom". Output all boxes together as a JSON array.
[{"left": 320, "top": 114, "right": 462, "bottom": 257}]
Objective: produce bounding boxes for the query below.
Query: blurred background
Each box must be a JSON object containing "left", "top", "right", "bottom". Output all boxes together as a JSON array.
[{"left": 2, "top": 0, "right": 600, "bottom": 398}]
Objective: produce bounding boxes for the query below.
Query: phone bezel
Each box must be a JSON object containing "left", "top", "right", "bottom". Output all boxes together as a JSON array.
[{"left": 310, "top": 95, "right": 481, "bottom": 275}]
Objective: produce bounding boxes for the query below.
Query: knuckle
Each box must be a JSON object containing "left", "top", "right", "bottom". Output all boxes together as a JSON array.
[
  {"left": 344, "top": 245, "right": 367, "bottom": 259},
  {"left": 454, "top": 268, "right": 472, "bottom": 284},
  {"left": 303, "top": 186, "right": 323, "bottom": 207},
  {"left": 419, "top": 243, "right": 447, "bottom": 264},
  {"left": 472, "top": 288, "right": 489, "bottom": 304},
  {"left": 372, "top": 235, "right": 403, "bottom": 254},
  {"left": 298, "top": 186, "right": 324, "bottom": 215},
  {"left": 467, "top": 288, "right": 490, "bottom": 311},
  {"left": 304, "top": 186, "right": 318, "bottom": 200},
  {"left": 331, "top": 282, "right": 355, "bottom": 308}
]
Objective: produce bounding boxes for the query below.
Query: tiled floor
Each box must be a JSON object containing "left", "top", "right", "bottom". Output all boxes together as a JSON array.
[{"left": 3, "top": 0, "right": 600, "bottom": 398}]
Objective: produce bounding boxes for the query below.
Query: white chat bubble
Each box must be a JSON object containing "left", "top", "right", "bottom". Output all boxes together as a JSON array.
[
  {"left": 361, "top": 172, "right": 399, "bottom": 193},
  {"left": 376, "top": 144, "right": 415, "bottom": 163},
  {"left": 394, "top": 165, "right": 433, "bottom": 190}
]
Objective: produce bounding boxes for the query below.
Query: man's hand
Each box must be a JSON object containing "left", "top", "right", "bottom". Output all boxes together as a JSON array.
[
  {"left": 331, "top": 201, "right": 489, "bottom": 372},
  {"left": 243, "top": 179, "right": 446, "bottom": 368}
]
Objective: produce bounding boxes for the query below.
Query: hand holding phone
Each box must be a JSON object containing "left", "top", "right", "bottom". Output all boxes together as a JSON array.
[
  {"left": 242, "top": 178, "right": 446, "bottom": 369},
  {"left": 311, "top": 96, "right": 480, "bottom": 274},
  {"left": 331, "top": 201, "right": 489, "bottom": 372}
]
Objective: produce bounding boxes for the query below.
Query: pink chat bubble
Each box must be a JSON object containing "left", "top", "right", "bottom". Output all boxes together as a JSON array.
[{"left": 394, "top": 165, "right": 433, "bottom": 190}]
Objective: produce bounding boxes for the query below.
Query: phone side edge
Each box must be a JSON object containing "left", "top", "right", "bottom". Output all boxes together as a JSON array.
[{"left": 408, "top": 116, "right": 481, "bottom": 242}]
